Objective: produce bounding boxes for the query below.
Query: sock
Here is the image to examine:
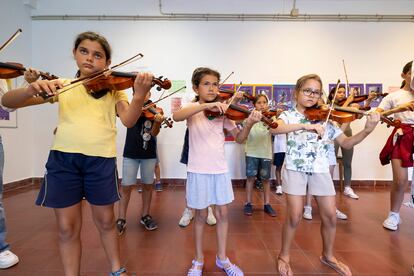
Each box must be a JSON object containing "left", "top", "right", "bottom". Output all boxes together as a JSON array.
[{"left": 389, "top": 211, "right": 400, "bottom": 219}]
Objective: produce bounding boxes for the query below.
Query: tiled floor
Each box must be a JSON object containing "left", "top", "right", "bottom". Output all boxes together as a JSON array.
[{"left": 2, "top": 185, "right": 414, "bottom": 275}]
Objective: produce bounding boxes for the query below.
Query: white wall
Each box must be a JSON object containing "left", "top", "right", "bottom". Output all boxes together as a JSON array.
[
  {"left": 1, "top": 0, "right": 414, "bottom": 183},
  {"left": 0, "top": 0, "right": 35, "bottom": 183}
]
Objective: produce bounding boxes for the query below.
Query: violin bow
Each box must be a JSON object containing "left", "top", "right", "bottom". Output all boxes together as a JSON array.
[
  {"left": 219, "top": 71, "right": 234, "bottom": 88},
  {"left": 44, "top": 53, "right": 144, "bottom": 97},
  {"left": 342, "top": 59, "right": 351, "bottom": 97},
  {"left": 144, "top": 85, "right": 187, "bottom": 109},
  {"left": 0, "top": 29, "right": 22, "bottom": 54},
  {"left": 323, "top": 79, "right": 341, "bottom": 127}
]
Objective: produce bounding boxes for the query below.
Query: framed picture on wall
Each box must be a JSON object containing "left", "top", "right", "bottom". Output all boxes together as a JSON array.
[
  {"left": 0, "top": 107, "right": 17, "bottom": 128},
  {"left": 273, "top": 84, "right": 294, "bottom": 111},
  {"left": 236, "top": 84, "right": 254, "bottom": 108},
  {"left": 366, "top": 83, "right": 383, "bottom": 107}
]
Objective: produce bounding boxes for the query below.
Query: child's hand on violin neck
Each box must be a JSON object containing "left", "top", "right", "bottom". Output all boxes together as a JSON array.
[
  {"left": 246, "top": 109, "right": 262, "bottom": 125},
  {"left": 303, "top": 123, "right": 325, "bottom": 138},
  {"left": 28, "top": 79, "right": 63, "bottom": 98},
  {"left": 24, "top": 68, "right": 41, "bottom": 83},
  {"left": 364, "top": 111, "right": 380, "bottom": 132},
  {"left": 133, "top": 72, "right": 154, "bottom": 99}
]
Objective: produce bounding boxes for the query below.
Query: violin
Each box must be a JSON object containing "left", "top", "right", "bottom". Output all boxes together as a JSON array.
[
  {"left": 83, "top": 71, "right": 172, "bottom": 99},
  {"left": 205, "top": 104, "right": 278, "bottom": 129},
  {"left": 336, "top": 93, "right": 388, "bottom": 107},
  {"left": 141, "top": 104, "right": 173, "bottom": 128},
  {"left": 305, "top": 104, "right": 400, "bottom": 128},
  {"left": 261, "top": 109, "right": 279, "bottom": 119},
  {"left": 216, "top": 88, "right": 255, "bottom": 101},
  {"left": 0, "top": 62, "right": 58, "bottom": 80}
]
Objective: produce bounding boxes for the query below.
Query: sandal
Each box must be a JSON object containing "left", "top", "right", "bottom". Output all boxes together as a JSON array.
[
  {"left": 320, "top": 256, "right": 352, "bottom": 276},
  {"left": 116, "top": 218, "right": 126, "bottom": 235},
  {"left": 187, "top": 259, "right": 203, "bottom": 276},
  {"left": 109, "top": 267, "right": 127, "bottom": 276},
  {"left": 277, "top": 256, "right": 293, "bottom": 276},
  {"left": 216, "top": 256, "right": 244, "bottom": 276}
]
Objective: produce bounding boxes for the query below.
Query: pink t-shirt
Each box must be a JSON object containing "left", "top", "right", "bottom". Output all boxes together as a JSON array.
[{"left": 186, "top": 102, "right": 237, "bottom": 174}]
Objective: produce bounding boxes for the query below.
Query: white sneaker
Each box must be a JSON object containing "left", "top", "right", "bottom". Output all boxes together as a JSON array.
[
  {"left": 0, "top": 250, "right": 19, "bottom": 269},
  {"left": 343, "top": 187, "right": 359, "bottom": 199},
  {"left": 206, "top": 206, "right": 217, "bottom": 226},
  {"left": 303, "top": 206, "right": 312, "bottom": 220},
  {"left": 336, "top": 209, "right": 348, "bottom": 220},
  {"left": 275, "top": 186, "right": 283, "bottom": 195},
  {"left": 403, "top": 195, "right": 414, "bottom": 208},
  {"left": 383, "top": 213, "right": 401, "bottom": 231},
  {"left": 178, "top": 207, "right": 194, "bottom": 227}
]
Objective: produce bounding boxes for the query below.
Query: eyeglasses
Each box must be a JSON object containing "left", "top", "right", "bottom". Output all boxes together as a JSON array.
[{"left": 301, "top": 88, "right": 322, "bottom": 98}]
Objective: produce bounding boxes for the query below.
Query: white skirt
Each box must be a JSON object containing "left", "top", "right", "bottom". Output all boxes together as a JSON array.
[{"left": 186, "top": 172, "right": 234, "bottom": 209}]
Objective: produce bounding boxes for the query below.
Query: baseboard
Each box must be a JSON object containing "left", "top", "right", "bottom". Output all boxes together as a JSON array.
[{"left": 3, "top": 177, "right": 393, "bottom": 195}]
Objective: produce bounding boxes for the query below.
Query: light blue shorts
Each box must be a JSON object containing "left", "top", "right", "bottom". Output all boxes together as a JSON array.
[
  {"left": 122, "top": 157, "right": 157, "bottom": 185},
  {"left": 186, "top": 172, "right": 234, "bottom": 209}
]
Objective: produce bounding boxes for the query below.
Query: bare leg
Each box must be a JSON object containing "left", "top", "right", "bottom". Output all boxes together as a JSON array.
[
  {"left": 154, "top": 162, "right": 161, "bottom": 183},
  {"left": 91, "top": 204, "right": 126, "bottom": 275},
  {"left": 390, "top": 159, "right": 409, "bottom": 212},
  {"left": 194, "top": 208, "right": 207, "bottom": 262},
  {"left": 263, "top": 179, "right": 271, "bottom": 204},
  {"left": 54, "top": 203, "right": 82, "bottom": 276},
  {"left": 215, "top": 205, "right": 229, "bottom": 260},
  {"left": 117, "top": 185, "right": 133, "bottom": 219},
  {"left": 142, "top": 183, "right": 153, "bottom": 216},
  {"left": 245, "top": 176, "right": 255, "bottom": 203},
  {"left": 314, "top": 196, "right": 336, "bottom": 259}
]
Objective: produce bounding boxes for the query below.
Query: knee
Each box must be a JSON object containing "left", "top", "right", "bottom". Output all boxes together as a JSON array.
[
  {"left": 321, "top": 214, "right": 336, "bottom": 228},
  {"left": 287, "top": 213, "right": 302, "bottom": 228},
  {"left": 57, "top": 223, "right": 80, "bottom": 242},
  {"left": 94, "top": 216, "right": 115, "bottom": 232},
  {"left": 215, "top": 206, "right": 228, "bottom": 222}
]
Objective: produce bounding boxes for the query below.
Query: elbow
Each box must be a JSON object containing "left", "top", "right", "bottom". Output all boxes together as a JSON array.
[{"left": 172, "top": 114, "right": 183, "bottom": 122}]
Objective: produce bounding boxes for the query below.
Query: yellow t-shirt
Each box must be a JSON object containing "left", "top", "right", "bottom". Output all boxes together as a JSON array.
[{"left": 51, "top": 79, "right": 129, "bottom": 158}]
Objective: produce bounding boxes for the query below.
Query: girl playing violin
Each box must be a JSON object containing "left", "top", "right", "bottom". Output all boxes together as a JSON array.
[
  {"left": 271, "top": 74, "right": 379, "bottom": 276},
  {"left": 328, "top": 85, "right": 360, "bottom": 199},
  {"left": 116, "top": 91, "right": 164, "bottom": 234},
  {"left": 241, "top": 94, "right": 277, "bottom": 217},
  {"left": 377, "top": 61, "right": 414, "bottom": 231},
  {"left": 173, "top": 67, "right": 262, "bottom": 276},
  {"left": 2, "top": 31, "right": 153, "bottom": 276}
]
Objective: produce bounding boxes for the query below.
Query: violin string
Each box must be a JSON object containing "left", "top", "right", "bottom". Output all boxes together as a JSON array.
[{"left": 0, "top": 29, "right": 22, "bottom": 54}]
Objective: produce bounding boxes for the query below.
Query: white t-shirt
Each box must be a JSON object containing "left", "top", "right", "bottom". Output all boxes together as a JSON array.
[
  {"left": 0, "top": 79, "right": 16, "bottom": 112},
  {"left": 378, "top": 89, "right": 414, "bottom": 124},
  {"left": 279, "top": 108, "right": 342, "bottom": 173},
  {"left": 273, "top": 133, "right": 287, "bottom": 153},
  {"left": 186, "top": 102, "right": 237, "bottom": 174}
]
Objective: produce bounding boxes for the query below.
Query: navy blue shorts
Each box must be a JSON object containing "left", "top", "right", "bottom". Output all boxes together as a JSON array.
[
  {"left": 273, "top": 152, "right": 286, "bottom": 167},
  {"left": 36, "top": 150, "right": 120, "bottom": 208}
]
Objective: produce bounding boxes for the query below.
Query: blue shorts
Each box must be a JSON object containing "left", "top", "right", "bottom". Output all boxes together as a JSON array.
[
  {"left": 36, "top": 151, "right": 120, "bottom": 208},
  {"left": 246, "top": 156, "right": 271, "bottom": 180},
  {"left": 273, "top": 152, "right": 286, "bottom": 167},
  {"left": 122, "top": 157, "right": 157, "bottom": 185}
]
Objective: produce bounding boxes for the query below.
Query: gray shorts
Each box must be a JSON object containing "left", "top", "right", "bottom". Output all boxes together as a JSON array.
[{"left": 281, "top": 167, "right": 336, "bottom": 196}]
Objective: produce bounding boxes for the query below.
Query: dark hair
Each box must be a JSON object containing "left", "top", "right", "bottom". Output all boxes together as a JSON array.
[
  {"left": 328, "top": 84, "right": 346, "bottom": 102},
  {"left": 253, "top": 94, "right": 268, "bottom": 105},
  {"left": 401, "top": 80, "right": 406, "bottom": 89},
  {"left": 191, "top": 67, "right": 220, "bottom": 87},
  {"left": 402, "top": 61, "right": 412, "bottom": 74},
  {"left": 74, "top": 31, "right": 112, "bottom": 78}
]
